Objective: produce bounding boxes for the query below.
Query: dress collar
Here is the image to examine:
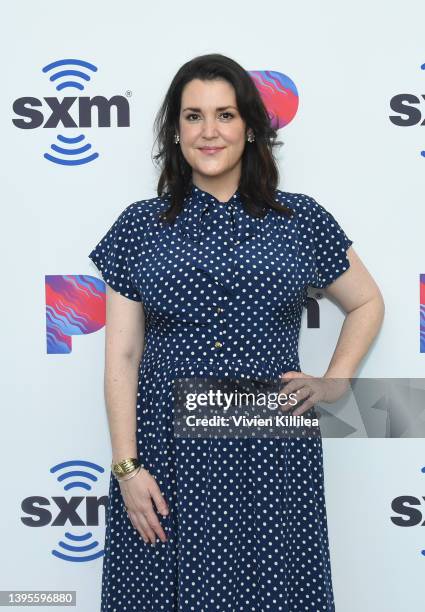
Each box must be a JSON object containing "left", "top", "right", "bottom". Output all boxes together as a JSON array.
[
  {"left": 175, "top": 181, "right": 262, "bottom": 244},
  {"left": 185, "top": 181, "right": 242, "bottom": 209}
]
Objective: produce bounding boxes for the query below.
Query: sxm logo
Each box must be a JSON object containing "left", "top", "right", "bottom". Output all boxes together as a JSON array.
[
  {"left": 390, "top": 464, "right": 425, "bottom": 559},
  {"left": 21, "top": 460, "right": 107, "bottom": 563},
  {"left": 420, "top": 274, "right": 425, "bottom": 352},
  {"left": 389, "top": 62, "right": 425, "bottom": 157},
  {"left": 12, "top": 58, "right": 131, "bottom": 165}
]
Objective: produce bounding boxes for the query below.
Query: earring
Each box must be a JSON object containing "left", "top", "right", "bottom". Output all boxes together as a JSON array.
[
  {"left": 174, "top": 133, "right": 180, "bottom": 144},
  {"left": 247, "top": 130, "right": 255, "bottom": 143}
]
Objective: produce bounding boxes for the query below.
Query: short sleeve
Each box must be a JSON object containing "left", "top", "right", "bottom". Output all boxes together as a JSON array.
[
  {"left": 305, "top": 196, "right": 353, "bottom": 289},
  {"left": 88, "top": 203, "right": 142, "bottom": 301}
]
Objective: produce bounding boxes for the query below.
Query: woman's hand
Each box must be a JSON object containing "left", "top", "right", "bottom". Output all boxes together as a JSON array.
[
  {"left": 279, "top": 371, "right": 350, "bottom": 416},
  {"left": 118, "top": 468, "right": 169, "bottom": 545}
]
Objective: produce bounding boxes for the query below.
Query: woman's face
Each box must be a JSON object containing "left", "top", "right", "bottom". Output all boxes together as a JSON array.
[{"left": 178, "top": 78, "right": 247, "bottom": 183}]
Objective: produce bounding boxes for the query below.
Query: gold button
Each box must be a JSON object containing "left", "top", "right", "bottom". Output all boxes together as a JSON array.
[{"left": 214, "top": 340, "right": 223, "bottom": 348}]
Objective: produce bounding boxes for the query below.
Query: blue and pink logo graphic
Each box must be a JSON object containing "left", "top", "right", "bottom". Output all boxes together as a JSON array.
[
  {"left": 45, "top": 275, "right": 106, "bottom": 354},
  {"left": 248, "top": 70, "right": 299, "bottom": 129}
]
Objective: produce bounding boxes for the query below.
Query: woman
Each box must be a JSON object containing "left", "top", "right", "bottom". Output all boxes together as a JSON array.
[{"left": 89, "top": 53, "right": 384, "bottom": 611}]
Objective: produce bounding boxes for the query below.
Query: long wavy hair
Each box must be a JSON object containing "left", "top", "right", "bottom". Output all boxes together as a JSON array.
[{"left": 152, "top": 53, "right": 294, "bottom": 223}]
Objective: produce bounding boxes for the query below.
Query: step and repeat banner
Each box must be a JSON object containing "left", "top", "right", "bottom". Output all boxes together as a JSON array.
[{"left": 2, "top": 1, "right": 425, "bottom": 610}]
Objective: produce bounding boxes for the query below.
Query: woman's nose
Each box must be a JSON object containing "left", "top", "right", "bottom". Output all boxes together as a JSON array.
[{"left": 201, "top": 119, "right": 219, "bottom": 137}]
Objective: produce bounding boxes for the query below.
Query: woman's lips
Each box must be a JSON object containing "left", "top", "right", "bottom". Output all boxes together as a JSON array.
[{"left": 198, "top": 147, "right": 225, "bottom": 155}]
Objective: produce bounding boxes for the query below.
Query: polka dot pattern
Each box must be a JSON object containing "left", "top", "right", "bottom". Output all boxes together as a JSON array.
[{"left": 88, "top": 183, "right": 353, "bottom": 611}]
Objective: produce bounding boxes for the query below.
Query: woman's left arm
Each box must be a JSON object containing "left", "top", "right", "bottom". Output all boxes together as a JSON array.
[
  {"left": 280, "top": 246, "right": 385, "bottom": 414},
  {"left": 321, "top": 245, "right": 385, "bottom": 379}
]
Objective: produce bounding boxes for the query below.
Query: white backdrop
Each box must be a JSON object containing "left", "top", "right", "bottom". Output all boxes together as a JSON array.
[{"left": 2, "top": 1, "right": 425, "bottom": 610}]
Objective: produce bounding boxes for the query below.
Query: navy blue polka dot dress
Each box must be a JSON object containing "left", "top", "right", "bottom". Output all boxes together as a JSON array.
[{"left": 88, "top": 182, "right": 353, "bottom": 611}]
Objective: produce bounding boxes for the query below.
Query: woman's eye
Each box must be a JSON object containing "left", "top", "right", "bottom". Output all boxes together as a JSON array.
[{"left": 185, "top": 112, "right": 234, "bottom": 121}]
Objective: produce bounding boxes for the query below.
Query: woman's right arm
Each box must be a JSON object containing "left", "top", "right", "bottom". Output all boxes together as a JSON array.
[
  {"left": 104, "top": 285, "right": 169, "bottom": 545},
  {"left": 104, "top": 285, "right": 144, "bottom": 462}
]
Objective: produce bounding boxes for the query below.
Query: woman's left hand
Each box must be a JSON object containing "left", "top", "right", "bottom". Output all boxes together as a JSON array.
[{"left": 279, "top": 371, "right": 350, "bottom": 416}]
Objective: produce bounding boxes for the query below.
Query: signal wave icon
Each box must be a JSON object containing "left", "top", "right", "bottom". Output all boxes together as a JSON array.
[
  {"left": 44, "top": 133, "right": 99, "bottom": 166},
  {"left": 50, "top": 460, "right": 105, "bottom": 562},
  {"left": 52, "top": 531, "right": 104, "bottom": 563},
  {"left": 42, "top": 58, "right": 98, "bottom": 92},
  {"left": 50, "top": 459, "right": 104, "bottom": 491},
  {"left": 42, "top": 58, "right": 100, "bottom": 165}
]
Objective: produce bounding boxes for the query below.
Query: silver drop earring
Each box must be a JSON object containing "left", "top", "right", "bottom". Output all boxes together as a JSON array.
[
  {"left": 247, "top": 130, "right": 255, "bottom": 143},
  {"left": 174, "top": 133, "right": 180, "bottom": 144}
]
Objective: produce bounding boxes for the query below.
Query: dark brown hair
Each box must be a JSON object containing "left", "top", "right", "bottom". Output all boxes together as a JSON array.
[{"left": 151, "top": 53, "right": 294, "bottom": 223}]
